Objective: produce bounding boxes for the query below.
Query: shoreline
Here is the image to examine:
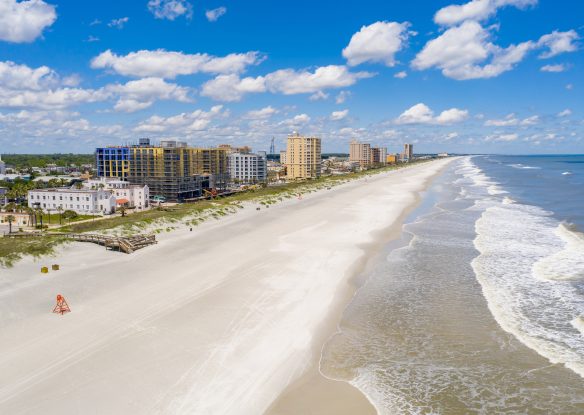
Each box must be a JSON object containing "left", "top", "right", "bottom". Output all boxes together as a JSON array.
[
  {"left": 267, "top": 159, "right": 455, "bottom": 415},
  {"left": 0, "top": 158, "right": 455, "bottom": 415}
]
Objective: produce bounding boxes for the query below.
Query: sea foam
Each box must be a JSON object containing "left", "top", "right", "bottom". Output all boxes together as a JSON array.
[{"left": 466, "top": 159, "right": 584, "bottom": 378}]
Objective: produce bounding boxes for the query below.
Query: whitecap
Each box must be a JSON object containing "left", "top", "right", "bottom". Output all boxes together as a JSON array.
[{"left": 533, "top": 224, "right": 584, "bottom": 281}]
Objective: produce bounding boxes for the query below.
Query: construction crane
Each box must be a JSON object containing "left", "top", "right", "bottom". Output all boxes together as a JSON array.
[{"left": 269, "top": 137, "right": 275, "bottom": 154}]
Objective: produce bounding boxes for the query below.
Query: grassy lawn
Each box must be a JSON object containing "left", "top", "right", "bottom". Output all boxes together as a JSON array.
[
  {"left": 0, "top": 160, "right": 428, "bottom": 267},
  {"left": 39, "top": 213, "right": 99, "bottom": 226}
]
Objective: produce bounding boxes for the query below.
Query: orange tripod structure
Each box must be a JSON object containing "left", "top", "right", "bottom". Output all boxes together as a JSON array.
[{"left": 52, "top": 294, "right": 71, "bottom": 315}]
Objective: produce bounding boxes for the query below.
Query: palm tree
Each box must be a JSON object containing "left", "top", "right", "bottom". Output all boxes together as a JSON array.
[
  {"left": 35, "top": 207, "right": 44, "bottom": 230},
  {"left": 6, "top": 214, "right": 15, "bottom": 234},
  {"left": 24, "top": 207, "right": 35, "bottom": 227},
  {"left": 56, "top": 206, "right": 63, "bottom": 225}
]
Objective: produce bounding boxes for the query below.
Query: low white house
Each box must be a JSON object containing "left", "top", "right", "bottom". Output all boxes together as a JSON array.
[
  {"left": 83, "top": 178, "right": 149, "bottom": 210},
  {"left": 28, "top": 188, "right": 116, "bottom": 215}
]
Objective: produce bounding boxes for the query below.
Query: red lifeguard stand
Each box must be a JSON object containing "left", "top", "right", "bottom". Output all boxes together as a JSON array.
[{"left": 52, "top": 294, "right": 71, "bottom": 315}]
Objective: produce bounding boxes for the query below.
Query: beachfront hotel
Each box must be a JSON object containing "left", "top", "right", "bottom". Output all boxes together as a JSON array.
[
  {"left": 349, "top": 140, "right": 371, "bottom": 167},
  {"left": 281, "top": 132, "right": 321, "bottom": 179},
  {"left": 402, "top": 143, "right": 414, "bottom": 161},
  {"left": 349, "top": 140, "right": 388, "bottom": 168},
  {"left": 95, "top": 139, "right": 228, "bottom": 202},
  {"left": 228, "top": 151, "right": 268, "bottom": 184}
]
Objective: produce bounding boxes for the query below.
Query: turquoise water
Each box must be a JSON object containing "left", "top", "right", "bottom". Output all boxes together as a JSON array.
[{"left": 321, "top": 156, "right": 584, "bottom": 414}]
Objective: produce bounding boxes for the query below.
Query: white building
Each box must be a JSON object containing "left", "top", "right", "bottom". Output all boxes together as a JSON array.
[
  {"left": 83, "top": 178, "right": 149, "bottom": 210},
  {"left": 0, "top": 155, "right": 5, "bottom": 175},
  {"left": 28, "top": 188, "right": 116, "bottom": 215},
  {"left": 228, "top": 151, "right": 267, "bottom": 184}
]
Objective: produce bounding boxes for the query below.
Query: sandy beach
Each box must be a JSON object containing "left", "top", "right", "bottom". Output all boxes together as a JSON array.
[{"left": 0, "top": 158, "right": 453, "bottom": 415}]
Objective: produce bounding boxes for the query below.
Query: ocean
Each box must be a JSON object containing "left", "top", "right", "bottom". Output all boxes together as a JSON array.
[{"left": 321, "top": 155, "right": 584, "bottom": 414}]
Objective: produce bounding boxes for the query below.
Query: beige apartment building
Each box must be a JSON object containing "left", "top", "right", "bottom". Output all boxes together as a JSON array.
[
  {"left": 349, "top": 140, "right": 371, "bottom": 167},
  {"left": 284, "top": 132, "right": 321, "bottom": 179}
]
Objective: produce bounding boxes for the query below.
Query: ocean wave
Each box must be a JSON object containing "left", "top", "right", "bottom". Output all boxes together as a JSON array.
[
  {"left": 533, "top": 224, "right": 584, "bottom": 281},
  {"left": 508, "top": 163, "right": 541, "bottom": 170},
  {"left": 562, "top": 171, "right": 573, "bottom": 176},
  {"left": 572, "top": 317, "right": 584, "bottom": 336},
  {"left": 457, "top": 157, "right": 508, "bottom": 196},
  {"left": 468, "top": 159, "right": 584, "bottom": 378}
]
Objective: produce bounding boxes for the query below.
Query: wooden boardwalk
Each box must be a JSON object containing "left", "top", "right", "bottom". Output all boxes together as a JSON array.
[{"left": 7, "top": 232, "right": 157, "bottom": 254}]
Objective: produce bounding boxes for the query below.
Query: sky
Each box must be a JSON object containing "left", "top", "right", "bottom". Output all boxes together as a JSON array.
[{"left": 0, "top": 0, "right": 582, "bottom": 154}]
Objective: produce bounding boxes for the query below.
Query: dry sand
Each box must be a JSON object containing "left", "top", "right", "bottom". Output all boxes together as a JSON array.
[{"left": 0, "top": 159, "right": 453, "bottom": 415}]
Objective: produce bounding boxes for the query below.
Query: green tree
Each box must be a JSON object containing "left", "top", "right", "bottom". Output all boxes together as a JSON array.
[
  {"left": 6, "top": 214, "right": 15, "bottom": 234},
  {"left": 62, "top": 210, "right": 78, "bottom": 220},
  {"left": 34, "top": 207, "right": 44, "bottom": 230},
  {"left": 56, "top": 206, "right": 63, "bottom": 225}
]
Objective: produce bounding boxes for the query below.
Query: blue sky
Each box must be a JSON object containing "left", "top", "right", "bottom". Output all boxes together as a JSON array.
[{"left": 0, "top": 0, "right": 581, "bottom": 154}]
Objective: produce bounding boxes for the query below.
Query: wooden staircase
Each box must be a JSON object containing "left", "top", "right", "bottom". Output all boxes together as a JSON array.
[{"left": 8, "top": 232, "right": 157, "bottom": 254}]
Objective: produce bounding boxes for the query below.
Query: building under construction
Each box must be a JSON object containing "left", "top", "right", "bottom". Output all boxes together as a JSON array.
[{"left": 96, "top": 139, "right": 229, "bottom": 202}]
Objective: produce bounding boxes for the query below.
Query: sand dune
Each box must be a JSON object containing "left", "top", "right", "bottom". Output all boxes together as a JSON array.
[{"left": 0, "top": 159, "right": 453, "bottom": 415}]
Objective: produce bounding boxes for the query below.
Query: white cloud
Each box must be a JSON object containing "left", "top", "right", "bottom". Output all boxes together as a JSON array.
[
  {"left": 309, "top": 91, "right": 329, "bottom": 101},
  {"left": 147, "top": 0, "right": 193, "bottom": 20},
  {"left": 395, "top": 103, "right": 469, "bottom": 125},
  {"left": 394, "top": 71, "right": 407, "bottom": 78},
  {"left": 200, "top": 74, "right": 266, "bottom": 102},
  {"left": 537, "top": 30, "right": 579, "bottom": 59},
  {"left": 558, "top": 109, "right": 572, "bottom": 117},
  {"left": 0, "top": 61, "right": 193, "bottom": 111},
  {"left": 265, "top": 65, "right": 373, "bottom": 95},
  {"left": 86, "top": 35, "right": 99, "bottom": 42},
  {"left": 0, "top": 60, "right": 56, "bottom": 90},
  {"left": 445, "top": 132, "right": 459, "bottom": 140},
  {"left": 342, "top": 21, "right": 411, "bottom": 67},
  {"left": 292, "top": 114, "right": 310, "bottom": 123},
  {"left": 108, "top": 17, "right": 129, "bottom": 29},
  {"left": 0, "top": 0, "right": 57, "bottom": 43},
  {"left": 566, "top": 83, "right": 573, "bottom": 90},
  {"left": 412, "top": 20, "right": 535, "bottom": 80},
  {"left": 485, "top": 133, "right": 519, "bottom": 142},
  {"left": 331, "top": 109, "right": 349, "bottom": 121},
  {"left": 244, "top": 106, "right": 278, "bottom": 120},
  {"left": 277, "top": 113, "right": 312, "bottom": 129},
  {"left": 0, "top": 110, "right": 125, "bottom": 145},
  {"left": 335, "top": 90, "right": 351, "bottom": 104},
  {"left": 206, "top": 7, "right": 226, "bottom": 22},
  {"left": 434, "top": 0, "right": 537, "bottom": 26},
  {"left": 435, "top": 108, "right": 470, "bottom": 124},
  {"left": 91, "top": 49, "right": 262, "bottom": 78},
  {"left": 201, "top": 65, "right": 372, "bottom": 101},
  {"left": 0, "top": 60, "right": 109, "bottom": 109},
  {"left": 106, "top": 77, "right": 192, "bottom": 112},
  {"left": 540, "top": 63, "right": 566, "bottom": 72},
  {"left": 485, "top": 113, "right": 539, "bottom": 126},
  {"left": 0, "top": 87, "right": 109, "bottom": 109},
  {"left": 134, "top": 105, "right": 226, "bottom": 133},
  {"left": 62, "top": 74, "right": 81, "bottom": 87}
]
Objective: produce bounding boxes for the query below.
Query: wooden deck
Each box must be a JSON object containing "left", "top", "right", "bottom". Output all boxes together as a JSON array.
[{"left": 7, "top": 232, "right": 157, "bottom": 254}]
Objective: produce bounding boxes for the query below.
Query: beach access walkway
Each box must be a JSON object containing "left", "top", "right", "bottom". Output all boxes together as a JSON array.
[{"left": 6, "top": 232, "right": 157, "bottom": 254}]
